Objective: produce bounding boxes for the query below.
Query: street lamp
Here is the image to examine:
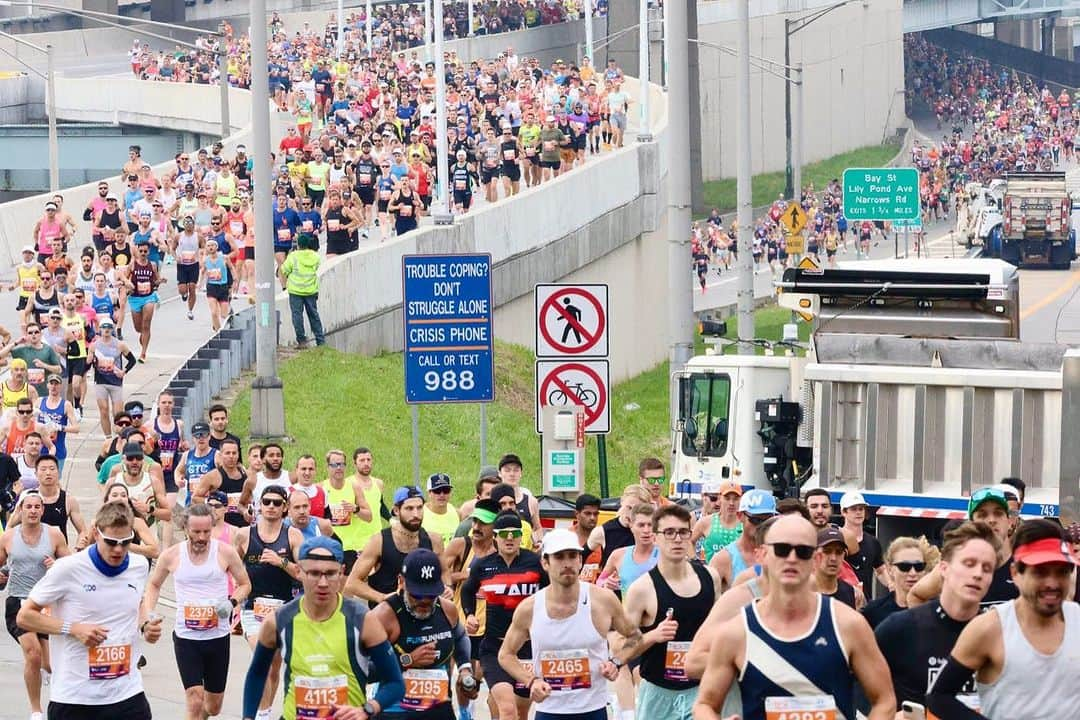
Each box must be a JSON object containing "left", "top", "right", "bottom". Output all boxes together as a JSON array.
[
  {"left": 430, "top": 0, "right": 452, "bottom": 224},
  {"left": 0, "top": 0, "right": 232, "bottom": 140},
  {"left": 0, "top": 31, "right": 57, "bottom": 190},
  {"left": 783, "top": 0, "right": 866, "bottom": 200}
]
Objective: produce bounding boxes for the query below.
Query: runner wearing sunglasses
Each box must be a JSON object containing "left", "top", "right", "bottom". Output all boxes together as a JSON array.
[
  {"left": 234, "top": 484, "right": 303, "bottom": 720},
  {"left": 709, "top": 489, "right": 778, "bottom": 593},
  {"left": 370, "top": 548, "right": 476, "bottom": 720},
  {"left": 692, "top": 514, "right": 896, "bottom": 720},
  {"left": 460, "top": 510, "right": 547, "bottom": 720},
  {"left": 17, "top": 502, "right": 163, "bottom": 720},
  {"left": 861, "top": 536, "right": 935, "bottom": 630}
]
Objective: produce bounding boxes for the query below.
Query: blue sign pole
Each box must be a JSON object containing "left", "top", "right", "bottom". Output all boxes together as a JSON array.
[{"left": 402, "top": 253, "right": 495, "bottom": 404}]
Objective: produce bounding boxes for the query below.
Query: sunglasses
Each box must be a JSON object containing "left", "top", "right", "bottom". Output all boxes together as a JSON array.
[
  {"left": 100, "top": 531, "right": 135, "bottom": 547},
  {"left": 745, "top": 514, "right": 774, "bottom": 526},
  {"left": 17, "top": 410, "right": 33, "bottom": 415},
  {"left": 768, "top": 542, "right": 816, "bottom": 560},
  {"left": 495, "top": 529, "right": 523, "bottom": 539},
  {"left": 328, "top": 462, "right": 345, "bottom": 468},
  {"left": 429, "top": 487, "right": 451, "bottom": 495},
  {"left": 703, "top": 494, "right": 720, "bottom": 502},
  {"left": 262, "top": 498, "right": 285, "bottom": 507},
  {"left": 644, "top": 476, "right": 666, "bottom": 485},
  {"left": 894, "top": 561, "right": 927, "bottom": 573}
]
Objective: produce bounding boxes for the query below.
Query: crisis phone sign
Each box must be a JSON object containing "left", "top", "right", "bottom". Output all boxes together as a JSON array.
[{"left": 402, "top": 254, "right": 494, "bottom": 403}]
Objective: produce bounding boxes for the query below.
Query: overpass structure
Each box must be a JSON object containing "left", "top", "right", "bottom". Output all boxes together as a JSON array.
[{"left": 902, "top": 0, "right": 1080, "bottom": 34}]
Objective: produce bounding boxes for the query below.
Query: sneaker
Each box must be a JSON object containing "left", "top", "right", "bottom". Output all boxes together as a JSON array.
[
  {"left": 73, "top": 408, "right": 82, "bottom": 423},
  {"left": 255, "top": 710, "right": 272, "bottom": 720},
  {"left": 187, "top": 311, "right": 194, "bottom": 320},
  {"left": 29, "top": 713, "right": 43, "bottom": 720},
  {"left": 137, "top": 655, "right": 147, "bottom": 669}
]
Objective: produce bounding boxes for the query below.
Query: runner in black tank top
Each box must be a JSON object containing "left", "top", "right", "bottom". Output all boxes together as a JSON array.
[
  {"left": 638, "top": 562, "right": 715, "bottom": 691},
  {"left": 382, "top": 593, "right": 460, "bottom": 720},
  {"left": 243, "top": 523, "right": 296, "bottom": 608},
  {"left": 218, "top": 466, "right": 248, "bottom": 527},
  {"left": 41, "top": 488, "right": 70, "bottom": 542},
  {"left": 368, "top": 527, "right": 434, "bottom": 598}
]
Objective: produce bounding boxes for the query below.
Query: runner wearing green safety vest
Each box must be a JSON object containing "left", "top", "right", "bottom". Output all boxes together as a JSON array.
[
  {"left": 280, "top": 233, "right": 325, "bottom": 347},
  {"left": 690, "top": 480, "right": 743, "bottom": 563},
  {"left": 241, "top": 535, "right": 405, "bottom": 720}
]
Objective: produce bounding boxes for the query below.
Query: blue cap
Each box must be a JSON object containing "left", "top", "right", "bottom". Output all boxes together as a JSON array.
[
  {"left": 298, "top": 535, "right": 344, "bottom": 563},
  {"left": 393, "top": 486, "right": 424, "bottom": 506},
  {"left": 739, "top": 489, "right": 779, "bottom": 516}
]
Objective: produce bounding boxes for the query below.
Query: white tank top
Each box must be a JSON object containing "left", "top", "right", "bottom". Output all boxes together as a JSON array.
[
  {"left": 252, "top": 471, "right": 291, "bottom": 517},
  {"left": 173, "top": 539, "right": 230, "bottom": 640},
  {"left": 978, "top": 599, "right": 1080, "bottom": 719},
  {"left": 529, "top": 583, "right": 609, "bottom": 714}
]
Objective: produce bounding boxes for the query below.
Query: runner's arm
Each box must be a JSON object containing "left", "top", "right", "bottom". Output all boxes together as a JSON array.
[
  {"left": 66, "top": 494, "right": 86, "bottom": 535},
  {"left": 838, "top": 604, "right": 896, "bottom": 719},
  {"left": 690, "top": 514, "right": 710, "bottom": 544},
  {"left": 50, "top": 525, "right": 71, "bottom": 558},
  {"left": 350, "top": 479, "right": 373, "bottom": 522},
  {"left": 343, "top": 533, "right": 388, "bottom": 602},
  {"left": 128, "top": 517, "right": 160, "bottom": 560},
  {"left": 925, "top": 654, "right": 985, "bottom": 720},
  {"left": 362, "top": 611, "right": 405, "bottom": 714},
  {"left": 691, "top": 618, "right": 741, "bottom": 720},
  {"left": 926, "top": 611, "right": 996, "bottom": 720},
  {"left": 223, "top": 544, "right": 252, "bottom": 605},
  {"left": 601, "top": 587, "right": 645, "bottom": 665},
  {"left": 621, "top": 575, "right": 661, "bottom": 657},
  {"left": 907, "top": 563, "right": 943, "bottom": 607},
  {"left": 496, "top": 597, "right": 536, "bottom": 686},
  {"left": 63, "top": 400, "right": 81, "bottom": 433}
]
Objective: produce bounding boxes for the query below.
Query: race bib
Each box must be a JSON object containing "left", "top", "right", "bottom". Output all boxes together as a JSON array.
[
  {"left": 764, "top": 695, "right": 837, "bottom": 720},
  {"left": 329, "top": 503, "right": 352, "bottom": 526},
  {"left": 27, "top": 368, "right": 45, "bottom": 385},
  {"left": 252, "top": 596, "right": 284, "bottom": 622},
  {"left": 277, "top": 228, "right": 291, "bottom": 241},
  {"left": 227, "top": 492, "right": 243, "bottom": 512},
  {"left": 503, "top": 149, "right": 516, "bottom": 160},
  {"left": 379, "top": 189, "right": 392, "bottom": 200},
  {"left": 543, "top": 140, "right": 556, "bottom": 152},
  {"left": 207, "top": 268, "right": 222, "bottom": 281},
  {"left": 359, "top": 173, "right": 372, "bottom": 185},
  {"left": 180, "top": 250, "right": 198, "bottom": 263},
  {"left": 88, "top": 643, "right": 131, "bottom": 679},
  {"left": 136, "top": 281, "right": 151, "bottom": 295},
  {"left": 579, "top": 563, "right": 600, "bottom": 584},
  {"left": 96, "top": 355, "right": 115, "bottom": 373},
  {"left": 454, "top": 180, "right": 467, "bottom": 191},
  {"left": 302, "top": 220, "right": 314, "bottom": 232},
  {"left": 327, "top": 219, "right": 341, "bottom": 231},
  {"left": 664, "top": 641, "right": 691, "bottom": 682},
  {"left": 183, "top": 600, "right": 218, "bottom": 630},
  {"left": 401, "top": 668, "right": 449, "bottom": 711},
  {"left": 400, "top": 205, "right": 413, "bottom": 217},
  {"left": 315, "top": 83, "right": 326, "bottom": 93},
  {"left": 229, "top": 221, "right": 244, "bottom": 235},
  {"left": 295, "top": 674, "right": 348, "bottom": 718},
  {"left": 539, "top": 649, "right": 591, "bottom": 691},
  {"left": 512, "top": 660, "right": 535, "bottom": 692},
  {"left": 525, "top": 147, "right": 536, "bottom": 157},
  {"left": 20, "top": 278, "right": 37, "bottom": 293},
  {"left": 160, "top": 451, "right": 174, "bottom": 471}
]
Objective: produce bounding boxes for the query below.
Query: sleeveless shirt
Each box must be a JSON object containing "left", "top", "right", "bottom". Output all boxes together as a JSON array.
[
  {"left": 529, "top": 583, "right": 608, "bottom": 713},
  {"left": 639, "top": 562, "right": 714, "bottom": 690},
  {"left": 369, "top": 528, "right": 433, "bottom": 596}
]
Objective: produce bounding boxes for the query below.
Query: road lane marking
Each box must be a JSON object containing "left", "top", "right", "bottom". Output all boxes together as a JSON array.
[{"left": 1020, "top": 269, "right": 1080, "bottom": 321}]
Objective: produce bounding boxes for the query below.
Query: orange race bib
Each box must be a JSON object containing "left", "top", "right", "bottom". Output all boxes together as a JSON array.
[
  {"left": 96, "top": 355, "right": 115, "bottom": 373},
  {"left": 183, "top": 601, "right": 218, "bottom": 631},
  {"left": 88, "top": 643, "right": 131, "bottom": 679},
  {"left": 207, "top": 268, "right": 222, "bottom": 281},
  {"left": 664, "top": 641, "right": 691, "bottom": 682},
  {"left": 329, "top": 503, "right": 352, "bottom": 526},
  {"left": 401, "top": 668, "right": 449, "bottom": 711},
  {"left": 539, "top": 649, "right": 591, "bottom": 691},
  {"left": 136, "top": 281, "right": 151, "bottom": 295},
  {"left": 252, "top": 596, "right": 284, "bottom": 622},
  {"left": 227, "top": 492, "right": 243, "bottom": 513},
  {"left": 277, "top": 228, "right": 291, "bottom": 241},
  {"left": 295, "top": 674, "right": 348, "bottom": 718},
  {"left": 764, "top": 695, "right": 837, "bottom": 720},
  {"left": 27, "top": 368, "right": 45, "bottom": 385},
  {"left": 160, "top": 451, "right": 174, "bottom": 471},
  {"left": 20, "top": 278, "right": 37, "bottom": 293}
]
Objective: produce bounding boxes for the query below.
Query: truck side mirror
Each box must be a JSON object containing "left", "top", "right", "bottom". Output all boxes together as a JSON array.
[{"left": 684, "top": 416, "right": 698, "bottom": 441}]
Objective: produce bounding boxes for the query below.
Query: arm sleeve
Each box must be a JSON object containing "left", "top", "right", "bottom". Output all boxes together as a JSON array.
[
  {"left": 122, "top": 352, "right": 138, "bottom": 373},
  {"left": 242, "top": 641, "right": 276, "bottom": 718},
  {"left": 451, "top": 620, "right": 471, "bottom": 668},
  {"left": 925, "top": 655, "right": 985, "bottom": 720},
  {"left": 368, "top": 639, "right": 405, "bottom": 709}
]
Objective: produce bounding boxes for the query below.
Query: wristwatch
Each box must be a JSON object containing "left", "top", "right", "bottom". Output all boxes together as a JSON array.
[
  {"left": 609, "top": 655, "right": 625, "bottom": 669},
  {"left": 362, "top": 701, "right": 377, "bottom": 718},
  {"left": 399, "top": 653, "right": 412, "bottom": 668}
]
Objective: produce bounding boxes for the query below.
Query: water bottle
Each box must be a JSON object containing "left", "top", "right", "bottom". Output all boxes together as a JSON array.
[{"left": 460, "top": 672, "right": 477, "bottom": 692}]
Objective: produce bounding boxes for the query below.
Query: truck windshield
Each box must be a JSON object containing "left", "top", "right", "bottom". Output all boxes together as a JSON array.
[{"left": 681, "top": 373, "right": 731, "bottom": 457}]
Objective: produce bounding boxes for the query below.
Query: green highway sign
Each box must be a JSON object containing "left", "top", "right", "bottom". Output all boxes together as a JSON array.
[{"left": 842, "top": 167, "right": 920, "bottom": 221}]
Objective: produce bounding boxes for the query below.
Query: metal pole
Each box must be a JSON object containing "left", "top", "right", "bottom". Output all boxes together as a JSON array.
[
  {"left": 423, "top": 0, "right": 432, "bottom": 63},
  {"left": 784, "top": 20, "right": 793, "bottom": 200},
  {"left": 793, "top": 64, "right": 803, "bottom": 201},
  {"left": 583, "top": 0, "right": 593, "bottom": 64},
  {"left": 337, "top": 0, "right": 345, "bottom": 57},
  {"left": 431, "top": 0, "right": 451, "bottom": 223},
  {"left": 637, "top": 0, "right": 651, "bottom": 141},
  {"left": 597, "top": 434, "right": 609, "bottom": 498},
  {"left": 735, "top": 0, "right": 754, "bottom": 351},
  {"left": 468, "top": 0, "right": 474, "bottom": 37},
  {"left": 366, "top": 0, "right": 373, "bottom": 52},
  {"left": 218, "top": 50, "right": 231, "bottom": 140},
  {"left": 249, "top": 0, "right": 286, "bottom": 438},
  {"left": 904, "top": 223, "right": 909, "bottom": 258},
  {"left": 666, "top": 0, "right": 694, "bottom": 374},
  {"left": 411, "top": 405, "right": 421, "bottom": 486},
  {"left": 479, "top": 403, "right": 488, "bottom": 466},
  {"left": 46, "top": 44, "right": 57, "bottom": 192}
]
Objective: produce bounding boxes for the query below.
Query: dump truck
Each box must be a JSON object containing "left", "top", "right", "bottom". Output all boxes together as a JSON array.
[
  {"left": 979, "top": 172, "right": 1074, "bottom": 268},
  {"left": 671, "top": 259, "right": 1077, "bottom": 551}
]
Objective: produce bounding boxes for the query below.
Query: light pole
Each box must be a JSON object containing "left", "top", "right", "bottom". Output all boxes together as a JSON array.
[
  {"left": 582, "top": 0, "right": 593, "bottom": 65},
  {"left": 431, "top": 0, "right": 451, "bottom": 224},
  {"left": 366, "top": 0, "right": 374, "bottom": 52},
  {"left": 337, "top": 0, "right": 345, "bottom": 57},
  {"left": 666, "top": 0, "right": 693, "bottom": 377},
  {"left": 248, "top": 0, "right": 285, "bottom": 437},
  {"left": 0, "top": 31, "right": 57, "bottom": 191},
  {"left": 636, "top": 0, "right": 650, "bottom": 141},
  {"left": 423, "top": 0, "right": 432, "bottom": 62},
  {"left": 736, "top": 0, "right": 753, "bottom": 352},
  {"left": 783, "top": 0, "right": 865, "bottom": 199},
  {"left": 0, "top": 0, "right": 231, "bottom": 139}
]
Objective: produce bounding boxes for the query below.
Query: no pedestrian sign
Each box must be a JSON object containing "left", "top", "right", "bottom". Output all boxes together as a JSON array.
[
  {"left": 535, "top": 360, "right": 610, "bottom": 434},
  {"left": 535, "top": 284, "right": 609, "bottom": 358},
  {"left": 402, "top": 253, "right": 494, "bottom": 404}
]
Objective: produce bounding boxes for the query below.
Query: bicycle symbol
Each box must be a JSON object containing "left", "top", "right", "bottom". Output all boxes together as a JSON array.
[{"left": 547, "top": 382, "right": 598, "bottom": 408}]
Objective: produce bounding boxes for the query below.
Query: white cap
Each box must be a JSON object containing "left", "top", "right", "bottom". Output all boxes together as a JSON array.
[
  {"left": 989, "top": 483, "right": 1020, "bottom": 502},
  {"left": 541, "top": 528, "right": 582, "bottom": 557},
  {"left": 839, "top": 491, "right": 867, "bottom": 510}
]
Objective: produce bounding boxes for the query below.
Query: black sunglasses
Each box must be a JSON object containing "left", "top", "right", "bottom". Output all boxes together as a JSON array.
[
  {"left": 768, "top": 542, "right": 816, "bottom": 560},
  {"left": 262, "top": 498, "right": 285, "bottom": 507},
  {"left": 894, "top": 561, "right": 927, "bottom": 573}
]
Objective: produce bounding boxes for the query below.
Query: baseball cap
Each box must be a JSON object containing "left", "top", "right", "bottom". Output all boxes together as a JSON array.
[
  {"left": 817, "top": 526, "right": 846, "bottom": 549},
  {"left": 299, "top": 535, "right": 345, "bottom": 563},
  {"left": 739, "top": 489, "right": 779, "bottom": 516},
  {"left": 489, "top": 483, "right": 516, "bottom": 507},
  {"left": 207, "top": 490, "right": 228, "bottom": 505},
  {"left": 493, "top": 510, "right": 523, "bottom": 531},
  {"left": 122, "top": 441, "right": 144, "bottom": 458},
  {"left": 10, "top": 358, "right": 26, "bottom": 370},
  {"left": 470, "top": 498, "right": 499, "bottom": 524},
  {"left": 260, "top": 484, "right": 289, "bottom": 502},
  {"left": 47, "top": 308, "right": 62, "bottom": 318},
  {"left": 393, "top": 486, "right": 424, "bottom": 506},
  {"left": 839, "top": 491, "right": 867, "bottom": 510},
  {"left": 191, "top": 421, "right": 210, "bottom": 436},
  {"left": 98, "top": 317, "right": 115, "bottom": 328},
  {"left": 81, "top": 247, "right": 95, "bottom": 258},
  {"left": 21, "top": 245, "right": 34, "bottom": 254},
  {"left": 967, "top": 486, "right": 1010, "bottom": 519},
  {"left": 575, "top": 493, "right": 601, "bottom": 511},
  {"left": 1013, "top": 535, "right": 1079, "bottom": 567},
  {"left": 427, "top": 473, "right": 452, "bottom": 492},
  {"left": 541, "top": 528, "right": 583, "bottom": 556},
  {"left": 46, "top": 373, "right": 62, "bottom": 384},
  {"left": 477, "top": 465, "right": 500, "bottom": 482},
  {"left": 712, "top": 480, "right": 743, "bottom": 497},
  {"left": 403, "top": 548, "right": 445, "bottom": 597},
  {"left": 125, "top": 401, "right": 145, "bottom": 416},
  {"left": 498, "top": 453, "right": 522, "bottom": 470},
  {"left": 44, "top": 201, "right": 57, "bottom": 211}
]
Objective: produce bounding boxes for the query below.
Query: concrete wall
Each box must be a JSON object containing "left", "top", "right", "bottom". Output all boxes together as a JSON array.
[
  {"left": 696, "top": 0, "right": 905, "bottom": 180},
  {"left": 278, "top": 77, "right": 670, "bottom": 382},
  {"left": 0, "top": 73, "right": 35, "bottom": 124}
]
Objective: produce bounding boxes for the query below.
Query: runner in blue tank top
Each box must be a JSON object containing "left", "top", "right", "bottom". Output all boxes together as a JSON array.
[
  {"left": 597, "top": 503, "right": 659, "bottom": 596},
  {"left": 710, "top": 489, "right": 777, "bottom": 591},
  {"left": 691, "top": 515, "right": 896, "bottom": 720},
  {"left": 36, "top": 374, "right": 79, "bottom": 474},
  {"left": 177, "top": 421, "right": 217, "bottom": 507}
]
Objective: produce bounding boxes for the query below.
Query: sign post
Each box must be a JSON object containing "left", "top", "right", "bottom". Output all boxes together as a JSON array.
[
  {"left": 403, "top": 254, "right": 495, "bottom": 479},
  {"left": 842, "top": 167, "right": 920, "bottom": 222}
]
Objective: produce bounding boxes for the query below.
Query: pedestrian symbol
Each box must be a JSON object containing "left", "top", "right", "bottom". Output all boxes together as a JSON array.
[
  {"left": 535, "top": 284, "right": 609, "bottom": 358},
  {"left": 559, "top": 297, "right": 583, "bottom": 345}
]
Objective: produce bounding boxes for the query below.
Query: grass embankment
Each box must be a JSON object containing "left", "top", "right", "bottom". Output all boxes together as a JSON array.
[
  {"left": 228, "top": 308, "right": 803, "bottom": 503},
  {"left": 702, "top": 143, "right": 902, "bottom": 213}
]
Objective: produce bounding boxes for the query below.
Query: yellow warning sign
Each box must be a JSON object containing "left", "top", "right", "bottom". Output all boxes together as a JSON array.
[
  {"left": 785, "top": 234, "right": 805, "bottom": 255},
  {"left": 778, "top": 203, "right": 808, "bottom": 235},
  {"left": 797, "top": 255, "right": 819, "bottom": 271}
]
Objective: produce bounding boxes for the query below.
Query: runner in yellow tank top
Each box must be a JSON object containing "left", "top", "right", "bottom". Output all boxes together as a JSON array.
[
  {"left": 320, "top": 449, "right": 374, "bottom": 571},
  {"left": 421, "top": 473, "right": 459, "bottom": 544},
  {"left": 346, "top": 448, "right": 385, "bottom": 550}
]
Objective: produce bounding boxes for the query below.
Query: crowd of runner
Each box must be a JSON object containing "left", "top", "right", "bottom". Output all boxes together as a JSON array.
[
  {"left": 1, "top": 417, "right": 1078, "bottom": 720},
  {"left": 691, "top": 32, "right": 1079, "bottom": 284}
]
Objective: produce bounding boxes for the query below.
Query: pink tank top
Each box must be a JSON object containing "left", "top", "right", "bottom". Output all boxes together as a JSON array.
[{"left": 37, "top": 218, "right": 61, "bottom": 254}]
